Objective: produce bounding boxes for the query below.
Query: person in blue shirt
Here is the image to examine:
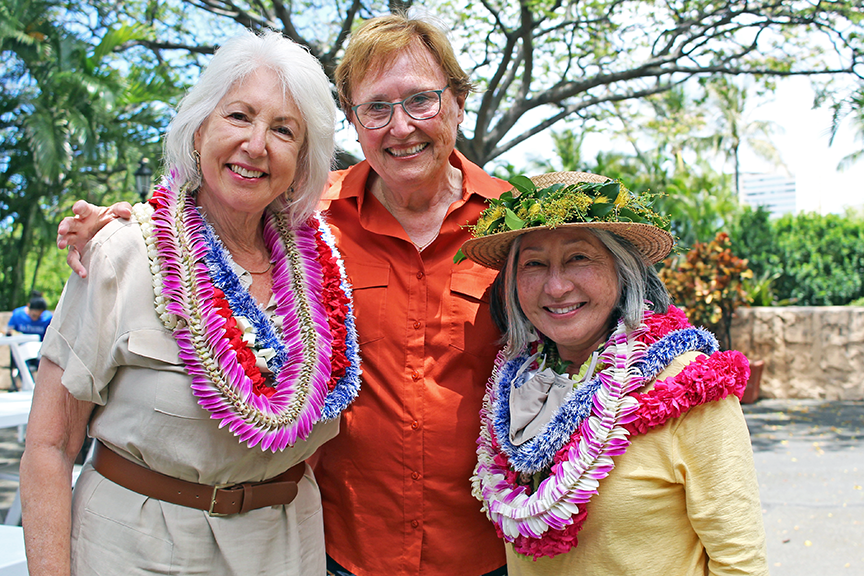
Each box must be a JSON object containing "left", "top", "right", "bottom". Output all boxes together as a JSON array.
[
  {"left": 6, "top": 291, "right": 52, "bottom": 340},
  {"left": 6, "top": 291, "right": 51, "bottom": 390}
]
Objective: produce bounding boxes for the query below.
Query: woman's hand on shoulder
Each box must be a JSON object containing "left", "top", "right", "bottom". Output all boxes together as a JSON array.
[{"left": 57, "top": 200, "right": 133, "bottom": 279}]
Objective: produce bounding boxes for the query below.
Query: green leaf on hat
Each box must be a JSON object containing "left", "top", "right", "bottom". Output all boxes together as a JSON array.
[
  {"left": 596, "top": 181, "right": 620, "bottom": 201},
  {"left": 509, "top": 175, "right": 536, "bottom": 196},
  {"left": 617, "top": 206, "right": 641, "bottom": 222},
  {"left": 537, "top": 182, "right": 566, "bottom": 199},
  {"left": 588, "top": 201, "right": 615, "bottom": 218},
  {"left": 453, "top": 248, "right": 467, "bottom": 264},
  {"left": 504, "top": 207, "right": 526, "bottom": 230}
]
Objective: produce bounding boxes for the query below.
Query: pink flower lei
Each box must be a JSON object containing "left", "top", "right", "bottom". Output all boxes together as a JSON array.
[
  {"left": 471, "top": 306, "right": 750, "bottom": 559},
  {"left": 131, "top": 170, "right": 360, "bottom": 452}
]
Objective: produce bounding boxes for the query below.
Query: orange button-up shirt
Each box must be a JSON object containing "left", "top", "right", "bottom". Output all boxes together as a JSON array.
[{"left": 315, "top": 152, "right": 512, "bottom": 576}]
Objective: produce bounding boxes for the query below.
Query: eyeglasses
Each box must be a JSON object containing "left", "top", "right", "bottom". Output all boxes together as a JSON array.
[{"left": 351, "top": 87, "right": 449, "bottom": 130}]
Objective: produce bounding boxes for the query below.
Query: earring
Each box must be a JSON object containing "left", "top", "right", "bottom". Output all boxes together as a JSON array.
[{"left": 193, "top": 150, "right": 202, "bottom": 180}]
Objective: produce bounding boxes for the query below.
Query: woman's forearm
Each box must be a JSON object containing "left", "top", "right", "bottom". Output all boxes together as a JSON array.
[
  {"left": 20, "top": 444, "right": 77, "bottom": 575},
  {"left": 20, "top": 358, "right": 94, "bottom": 576}
]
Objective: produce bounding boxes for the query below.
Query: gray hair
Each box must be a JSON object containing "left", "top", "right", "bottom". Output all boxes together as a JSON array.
[
  {"left": 163, "top": 29, "right": 335, "bottom": 227},
  {"left": 494, "top": 229, "right": 671, "bottom": 359}
]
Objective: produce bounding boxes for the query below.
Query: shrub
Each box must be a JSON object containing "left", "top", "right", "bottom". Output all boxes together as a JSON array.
[
  {"left": 729, "top": 207, "right": 864, "bottom": 306},
  {"left": 660, "top": 231, "right": 752, "bottom": 349}
]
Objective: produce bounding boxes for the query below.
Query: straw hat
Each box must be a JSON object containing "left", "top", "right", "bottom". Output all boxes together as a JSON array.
[{"left": 460, "top": 171, "right": 675, "bottom": 270}]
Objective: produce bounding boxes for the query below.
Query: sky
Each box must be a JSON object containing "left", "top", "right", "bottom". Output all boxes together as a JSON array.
[
  {"left": 743, "top": 76, "right": 864, "bottom": 215},
  {"left": 495, "top": 75, "right": 864, "bottom": 215}
]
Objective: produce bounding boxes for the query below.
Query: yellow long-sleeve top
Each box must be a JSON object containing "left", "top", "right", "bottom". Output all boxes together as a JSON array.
[{"left": 505, "top": 354, "right": 769, "bottom": 576}]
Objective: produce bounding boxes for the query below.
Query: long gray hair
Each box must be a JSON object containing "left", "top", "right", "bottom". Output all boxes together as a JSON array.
[
  {"left": 163, "top": 29, "right": 335, "bottom": 227},
  {"left": 491, "top": 229, "right": 671, "bottom": 359}
]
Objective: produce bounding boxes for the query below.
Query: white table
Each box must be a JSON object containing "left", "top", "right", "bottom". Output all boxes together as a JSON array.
[
  {"left": 0, "top": 392, "right": 32, "bottom": 429},
  {"left": 0, "top": 392, "right": 32, "bottom": 527},
  {"left": 0, "top": 526, "right": 26, "bottom": 575},
  {"left": 0, "top": 334, "right": 40, "bottom": 391}
]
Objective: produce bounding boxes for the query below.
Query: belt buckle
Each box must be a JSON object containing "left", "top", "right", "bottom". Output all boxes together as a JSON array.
[{"left": 208, "top": 483, "right": 236, "bottom": 517}]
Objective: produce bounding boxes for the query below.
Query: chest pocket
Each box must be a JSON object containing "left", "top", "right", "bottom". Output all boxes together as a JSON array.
[
  {"left": 126, "top": 329, "right": 183, "bottom": 367},
  {"left": 127, "top": 329, "right": 207, "bottom": 420},
  {"left": 448, "top": 267, "right": 501, "bottom": 357},
  {"left": 344, "top": 261, "right": 390, "bottom": 345}
]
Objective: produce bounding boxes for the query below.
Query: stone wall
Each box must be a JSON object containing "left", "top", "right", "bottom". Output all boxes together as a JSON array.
[{"left": 730, "top": 307, "right": 864, "bottom": 400}]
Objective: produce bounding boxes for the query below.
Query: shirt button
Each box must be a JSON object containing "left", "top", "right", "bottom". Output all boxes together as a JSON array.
[
  {"left": 411, "top": 520, "right": 420, "bottom": 528},
  {"left": 411, "top": 371, "right": 421, "bottom": 381},
  {"left": 413, "top": 321, "right": 422, "bottom": 329},
  {"left": 411, "top": 420, "right": 420, "bottom": 430},
  {"left": 416, "top": 272, "right": 424, "bottom": 280},
  {"left": 411, "top": 472, "right": 421, "bottom": 480}
]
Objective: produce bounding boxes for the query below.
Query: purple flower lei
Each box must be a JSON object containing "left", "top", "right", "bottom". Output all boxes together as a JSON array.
[{"left": 142, "top": 170, "right": 358, "bottom": 451}]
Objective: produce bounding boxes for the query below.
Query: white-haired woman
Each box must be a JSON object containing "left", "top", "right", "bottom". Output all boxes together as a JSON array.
[
  {"left": 20, "top": 30, "right": 360, "bottom": 575},
  {"left": 460, "top": 172, "right": 768, "bottom": 575}
]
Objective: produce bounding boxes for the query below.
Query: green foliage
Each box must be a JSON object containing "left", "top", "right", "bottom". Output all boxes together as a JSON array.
[
  {"left": 20, "top": 235, "right": 73, "bottom": 309},
  {"left": 770, "top": 212, "right": 864, "bottom": 305},
  {"left": 729, "top": 207, "right": 864, "bottom": 306},
  {"left": 0, "top": 0, "right": 180, "bottom": 309},
  {"left": 727, "top": 205, "right": 778, "bottom": 281},
  {"left": 741, "top": 271, "right": 782, "bottom": 307},
  {"left": 659, "top": 232, "right": 753, "bottom": 350}
]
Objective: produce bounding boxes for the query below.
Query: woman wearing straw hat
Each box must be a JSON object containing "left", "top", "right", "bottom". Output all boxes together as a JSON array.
[{"left": 460, "top": 171, "right": 769, "bottom": 574}]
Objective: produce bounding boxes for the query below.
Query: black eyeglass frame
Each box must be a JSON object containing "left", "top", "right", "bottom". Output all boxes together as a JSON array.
[{"left": 351, "top": 86, "right": 449, "bottom": 130}]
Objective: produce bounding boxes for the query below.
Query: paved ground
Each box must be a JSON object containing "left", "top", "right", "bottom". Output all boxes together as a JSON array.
[
  {"left": 0, "top": 349, "right": 861, "bottom": 576},
  {"left": 0, "top": 429, "right": 24, "bottom": 524},
  {"left": 744, "top": 399, "right": 864, "bottom": 575}
]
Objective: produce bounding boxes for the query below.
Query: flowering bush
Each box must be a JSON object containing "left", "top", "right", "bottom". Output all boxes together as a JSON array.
[{"left": 659, "top": 232, "right": 752, "bottom": 349}]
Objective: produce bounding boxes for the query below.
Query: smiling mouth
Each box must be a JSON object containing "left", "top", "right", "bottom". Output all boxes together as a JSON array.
[
  {"left": 545, "top": 303, "right": 585, "bottom": 314},
  {"left": 228, "top": 164, "right": 266, "bottom": 178},
  {"left": 386, "top": 143, "right": 428, "bottom": 157}
]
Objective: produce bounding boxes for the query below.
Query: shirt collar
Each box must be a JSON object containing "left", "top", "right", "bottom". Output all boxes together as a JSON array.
[{"left": 323, "top": 149, "right": 504, "bottom": 203}]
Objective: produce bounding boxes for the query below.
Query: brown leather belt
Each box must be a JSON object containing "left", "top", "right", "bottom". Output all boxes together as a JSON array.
[{"left": 92, "top": 440, "right": 306, "bottom": 516}]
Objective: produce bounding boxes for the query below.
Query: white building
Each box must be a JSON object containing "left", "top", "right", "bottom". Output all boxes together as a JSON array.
[{"left": 739, "top": 173, "right": 797, "bottom": 216}]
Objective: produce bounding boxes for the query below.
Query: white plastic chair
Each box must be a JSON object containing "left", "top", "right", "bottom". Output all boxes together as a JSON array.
[{"left": 9, "top": 340, "right": 40, "bottom": 392}]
